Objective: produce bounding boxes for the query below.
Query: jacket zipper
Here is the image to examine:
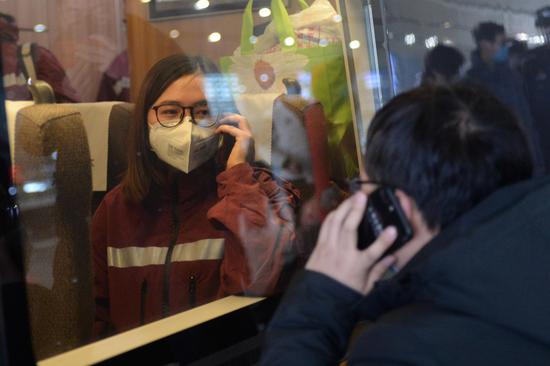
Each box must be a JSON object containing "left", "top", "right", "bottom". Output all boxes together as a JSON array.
[
  {"left": 162, "top": 199, "right": 180, "bottom": 317},
  {"left": 140, "top": 280, "right": 148, "bottom": 325},
  {"left": 189, "top": 275, "right": 197, "bottom": 308}
]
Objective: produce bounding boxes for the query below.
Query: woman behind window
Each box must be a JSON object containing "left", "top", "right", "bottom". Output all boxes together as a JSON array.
[{"left": 92, "top": 54, "right": 299, "bottom": 336}]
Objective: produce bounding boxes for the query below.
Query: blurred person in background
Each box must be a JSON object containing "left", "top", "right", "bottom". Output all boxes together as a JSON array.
[
  {"left": 467, "top": 21, "right": 544, "bottom": 174},
  {"left": 96, "top": 50, "right": 130, "bottom": 102},
  {"left": 96, "top": 13, "right": 129, "bottom": 102},
  {"left": 523, "top": 6, "right": 550, "bottom": 173},
  {"left": 505, "top": 38, "right": 528, "bottom": 73},
  {"left": 0, "top": 12, "right": 79, "bottom": 102},
  {"left": 421, "top": 44, "right": 465, "bottom": 85}
]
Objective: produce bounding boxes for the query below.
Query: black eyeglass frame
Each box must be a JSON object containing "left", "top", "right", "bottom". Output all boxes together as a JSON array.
[
  {"left": 348, "top": 178, "right": 395, "bottom": 193},
  {"left": 151, "top": 101, "right": 218, "bottom": 128}
]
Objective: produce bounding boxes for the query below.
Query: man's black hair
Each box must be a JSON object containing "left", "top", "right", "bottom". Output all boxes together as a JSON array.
[
  {"left": 365, "top": 82, "right": 534, "bottom": 229},
  {"left": 473, "top": 22, "right": 505, "bottom": 45},
  {"left": 423, "top": 45, "right": 465, "bottom": 83}
]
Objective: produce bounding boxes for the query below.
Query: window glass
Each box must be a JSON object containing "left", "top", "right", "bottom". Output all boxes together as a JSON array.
[
  {"left": 1, "top": 0, "right": 362, "bottom": 360},
  {"left": 1, "top": 0, "right": 549, "bottom": 362}
]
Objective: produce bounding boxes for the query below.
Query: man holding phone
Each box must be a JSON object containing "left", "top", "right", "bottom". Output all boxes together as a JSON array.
[{"left": 261, "top": 83, "right": 550, "bottom": 365}]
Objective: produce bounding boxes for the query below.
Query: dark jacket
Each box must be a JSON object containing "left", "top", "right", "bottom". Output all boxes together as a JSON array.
[
  {"left": 523, "top": 45, "right": 550, "bottom": 172},
  {"left": 92, "top": 162, "right": 299, "bottom": 336},
  {"left": 261, "top": 177, "right": 550, "bottom": 365},
  {"left": 467, "top": 52, "right": 545, "bottom": 174}
]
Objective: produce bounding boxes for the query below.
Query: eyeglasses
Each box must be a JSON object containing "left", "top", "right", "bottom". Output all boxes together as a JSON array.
[
  {"left": 348, "top": 178, "right": 389, "bottom": 193},
  {"left": 151, "top": 101, "right": 218, "bottom": 128}
]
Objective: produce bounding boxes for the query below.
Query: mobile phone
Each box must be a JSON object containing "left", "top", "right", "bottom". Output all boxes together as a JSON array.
[{"left": 357, "top": 187, "right": 413, "bottom": 253}]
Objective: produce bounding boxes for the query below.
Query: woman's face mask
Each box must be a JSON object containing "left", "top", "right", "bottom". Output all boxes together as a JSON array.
[
  {"left": 147, "top": 74, "right": 222, "bottom": 173},
  {"left": 149, "top": 115, "right": 220, "bottom": 173}
]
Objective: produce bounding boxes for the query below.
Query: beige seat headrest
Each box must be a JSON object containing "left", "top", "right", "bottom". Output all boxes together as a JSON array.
[{"left": 16, "top": 104, "right": 83, "bottom": 156}]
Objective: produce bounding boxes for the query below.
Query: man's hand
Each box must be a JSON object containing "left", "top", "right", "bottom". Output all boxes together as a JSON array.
[
  {"left": 306, "top": 192, "right": 398, "bottom": 295},
  {"left": 215, "top": 114, "right": 255, "bottom": 170}
]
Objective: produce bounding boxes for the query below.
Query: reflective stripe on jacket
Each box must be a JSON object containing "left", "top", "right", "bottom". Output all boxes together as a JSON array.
[{"left": 92, "top": 162, "right": 299, "bottom": 336}]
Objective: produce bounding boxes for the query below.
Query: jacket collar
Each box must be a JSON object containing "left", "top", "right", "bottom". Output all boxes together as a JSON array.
[
  {"left": 360, "top": 176, "right": 550, "bottom": 335},
  {"left": 158, "top": 159, "right": 218, "bottom": 205}
]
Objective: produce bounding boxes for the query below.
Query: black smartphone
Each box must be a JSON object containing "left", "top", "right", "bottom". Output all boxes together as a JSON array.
[{"left": 357, "top": 187, "right": 413, "bottom": 253}]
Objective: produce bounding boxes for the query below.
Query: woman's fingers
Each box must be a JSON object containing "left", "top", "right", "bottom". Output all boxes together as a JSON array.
[
  {"left": 215, "top": 124, "right": 251, "bottom": 139},
  {"left": 219, "top": 114, "right": 252, "bottom": 134}
]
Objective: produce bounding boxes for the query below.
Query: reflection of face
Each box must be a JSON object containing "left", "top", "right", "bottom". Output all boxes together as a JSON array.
[
  {"left": 271, "top": 99, "right": 312, "bottom": 182},
  {"left": 147, "top": 74, "right": 207, "bottom": 127}
]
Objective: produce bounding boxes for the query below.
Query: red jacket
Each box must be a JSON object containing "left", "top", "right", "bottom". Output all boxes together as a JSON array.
[{"left": 92, "top": 162, "right": 299, "bottom": 336}]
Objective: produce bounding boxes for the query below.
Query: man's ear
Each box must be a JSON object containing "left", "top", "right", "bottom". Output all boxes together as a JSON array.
[{"left": 394, "top": 189, "right": 414, "bottom": 221}]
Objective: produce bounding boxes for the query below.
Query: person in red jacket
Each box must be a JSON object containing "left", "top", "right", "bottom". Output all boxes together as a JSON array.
[
  {"left": 96, "top": 50, "right": 130, "bottom": 102},
  {"left": 92, "top": 54, "right": 300, "bottom": 337},
  {"left": 0, "top": 12, "right": 79, "bottom": 102}
]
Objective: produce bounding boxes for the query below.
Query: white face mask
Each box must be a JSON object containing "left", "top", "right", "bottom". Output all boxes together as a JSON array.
[{"left": 149, "top": 116, "right": 220, "bottom": 173}]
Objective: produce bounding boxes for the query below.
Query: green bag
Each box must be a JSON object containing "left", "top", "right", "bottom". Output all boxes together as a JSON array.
[{"left": 220, "top": 0, "right": 358, "bottom": 177}]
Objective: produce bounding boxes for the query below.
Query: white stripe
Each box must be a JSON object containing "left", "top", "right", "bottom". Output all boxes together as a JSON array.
[
  {"left": 3, "top": 73, "right": 27, "bottom": 88},
  {"left": 108, "top": 246, "right": 168, "bottom": 268},
  {"left": 107, "top": 239, "right": 225, "bottom": 268},
  {"left": 171, "top": 239, "right": 225, "bottom": 262}
]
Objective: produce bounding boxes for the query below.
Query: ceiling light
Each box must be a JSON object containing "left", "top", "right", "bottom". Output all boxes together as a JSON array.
[
  {"left": 528, "top": 35, "right": 544, "bottom": 45},
  {"left": 284, "top": 37, "right": 295, "bottom": 46},
  {"left": 169, "top": 29, "right": 180, "bottom": 39},
  {"left": 208, "top": 32, "right": 221, "bottom": 43},
  {"left": 349, "top": 40, "right": 361, "bottom": 49},
  {"left": 194, "top": 0, "right": 210, "bottom": 10},
  {"left": 404, "top": 33, "right": 416, "bottom": 46},
  {"left": 515, "top": 32, "right": 529, "bottom": 42},
  {"left": 259, "top": 7, "right": 271, "bottom": 17},
  {"left": 425, "top": 35, "right": 439, "bottom": 49},
  {"left": 33, "top": 24, "right": 47, "bottom": 33}
]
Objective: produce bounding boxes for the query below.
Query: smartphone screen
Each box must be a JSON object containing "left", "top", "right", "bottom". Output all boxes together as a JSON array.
[{"left": 357, "top": 187, "right": 413, "bottom": 253}]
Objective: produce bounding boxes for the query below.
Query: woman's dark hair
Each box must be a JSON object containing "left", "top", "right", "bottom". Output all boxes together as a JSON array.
[
  {"left": 422, "top": 45, "right": 465, "bottom": 84},
  {"left": 121, "top": 53, "right": 223, "bottom": 203},
  {"left": 365, "top": 82, "right": 534, "bottom": 230}
]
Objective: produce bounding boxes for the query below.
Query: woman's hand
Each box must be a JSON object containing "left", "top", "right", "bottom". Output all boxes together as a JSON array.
[
  {"left": 305, "top": 192, "right": 398, "bottom": 295},
  {"left": 215, "top": 114, "right": 255, "bottom": 170}
]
